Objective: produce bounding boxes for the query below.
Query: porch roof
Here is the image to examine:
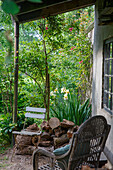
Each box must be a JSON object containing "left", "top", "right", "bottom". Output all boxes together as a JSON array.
[{"left": 14, "top": 0, "right": 96, "bottom": 23}]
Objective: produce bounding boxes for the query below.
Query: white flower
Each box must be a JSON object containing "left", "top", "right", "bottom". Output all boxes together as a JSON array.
[
  {"left": 54, "top": 88, "right": 58, "bottom": 93},
  {"left": 64, "top": 93, "right": 68, "bottom": 100},
  {"left": 66, "top": 89, "right": 69, "bottom": 94},
  {"left": 61, "top": 87, "right": 66, "bottom": 93},
  {"left": 50, "top": 91, "right": 54, "bottom": 96}
]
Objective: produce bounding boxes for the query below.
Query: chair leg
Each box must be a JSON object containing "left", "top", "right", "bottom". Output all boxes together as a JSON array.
[
  {"left": 50, "top": 157, "right": 55, "bottom": 170},
  {"left": 33, "top": 152, "right": 39, "bottom": 170}
]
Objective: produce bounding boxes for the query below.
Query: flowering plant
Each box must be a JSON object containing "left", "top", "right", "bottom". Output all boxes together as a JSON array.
[
  {"left": 50, "top": 87, "right": 70, "bottom": 103},
  {"left": 50, "top": 87, "right": 91, "bottom": 125}
]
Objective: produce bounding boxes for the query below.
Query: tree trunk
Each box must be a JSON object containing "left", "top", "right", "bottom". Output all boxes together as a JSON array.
[
  {"left": 47, "top": 73, "right": 50, "bottom": 121},
  {"left": 43, "top": 35, "right": 50, "bottom": 121},
  {"left": 13, "top": 21, "right": 19, "bottom": 123}
]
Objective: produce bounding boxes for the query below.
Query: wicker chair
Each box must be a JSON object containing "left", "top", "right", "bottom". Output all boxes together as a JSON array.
[{"left": 33, "top": 115, "right": 111, "bottom": 170}]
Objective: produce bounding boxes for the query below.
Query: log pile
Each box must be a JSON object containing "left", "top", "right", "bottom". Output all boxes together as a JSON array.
[
  {"left": 39, "top": 118, "right": 79, "bottom": 148},
  {"left": 15, "top": 135, "right": 36, "bottom": 155},
  {"left": 15, "top": 118, "right": 79, "bottom": 154},
  {"left": 15, "top": 123, "right": 40, "bottom": 155},
  {"left": 26, "top": 123, "right": 40, "bottom": 131}
]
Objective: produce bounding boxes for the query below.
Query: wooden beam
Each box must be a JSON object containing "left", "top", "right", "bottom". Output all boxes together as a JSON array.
[
  {"left": 16, "top": 0, "right": 68, "bottom": 15},
  {"left": 16, "top": 0, "right": 96, "bottom": 23},
  {"left": 13, "top": 22, "right": 19, "bottom": 123},
  {"left": 99, "top": 14, "right": 113, "bottom": 25}
]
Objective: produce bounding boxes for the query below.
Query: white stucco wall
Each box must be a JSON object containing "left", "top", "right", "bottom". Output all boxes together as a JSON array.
[{"left": 92, "top": 0, "right": 113, "bottom": 166}]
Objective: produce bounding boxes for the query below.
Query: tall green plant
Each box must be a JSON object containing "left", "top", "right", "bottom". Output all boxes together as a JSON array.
[{"left": 50, "top": 88, "right": 91, "bottom": 125}]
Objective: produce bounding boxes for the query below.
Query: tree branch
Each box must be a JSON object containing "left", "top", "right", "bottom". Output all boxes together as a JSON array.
[{"left": 23, "top": 71, "right": 46, "bottom": 107}]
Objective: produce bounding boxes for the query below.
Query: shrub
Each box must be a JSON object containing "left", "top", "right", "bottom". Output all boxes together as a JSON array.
[
  {"left": 0, "top": 113, "right": 15, "bottom": 144},
  {"left": 0, "top": 112, "right": 40, "bottom": 145}
]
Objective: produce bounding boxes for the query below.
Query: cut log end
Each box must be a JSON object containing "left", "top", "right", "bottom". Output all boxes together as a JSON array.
[{"left": 49, "top": 117, "right": 60, "bottom": 129}]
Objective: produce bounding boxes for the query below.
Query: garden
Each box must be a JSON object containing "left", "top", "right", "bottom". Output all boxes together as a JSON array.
[{"left": 0, "top": 1, "right": 94, "bottom": 169}]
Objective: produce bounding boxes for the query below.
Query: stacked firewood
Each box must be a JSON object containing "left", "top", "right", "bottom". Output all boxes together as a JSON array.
[
  {"left": 39, "top": 117, "right": 79, "bottom": 148},
  {"left": 15, "top": 118, "right": 79, "bottom": 154},
  {"left": 15, "top": 123, "right": 40, "bottom": 155}
]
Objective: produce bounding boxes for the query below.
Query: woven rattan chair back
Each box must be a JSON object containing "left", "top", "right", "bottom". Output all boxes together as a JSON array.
[{"left": 67, "top": 115, "right": 111, "bottom": 169}]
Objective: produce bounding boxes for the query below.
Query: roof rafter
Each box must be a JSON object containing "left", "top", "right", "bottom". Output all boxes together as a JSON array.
[{"left": 13, "top": 0, "right": 95, "bottom": 23}]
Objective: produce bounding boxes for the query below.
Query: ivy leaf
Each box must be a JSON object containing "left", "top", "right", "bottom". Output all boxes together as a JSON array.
[
  {"left": 28, "top": 0, "right": 42, "bottom": 3},
  {"left": 1, "top": 0, "right": 19, "bottom": 15}
]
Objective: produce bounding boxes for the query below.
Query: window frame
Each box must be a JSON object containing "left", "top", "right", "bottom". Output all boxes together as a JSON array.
[{"left": 102, "top": 37, "right": 113, "bottom": 115}]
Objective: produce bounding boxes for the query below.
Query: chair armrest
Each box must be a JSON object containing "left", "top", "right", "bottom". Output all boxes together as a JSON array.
[
  {"left": 33, "top": 148, "right": 55, "bottom": 170},
  {"left": 33, "top": 148, "right": 55, "bottom": 158}
]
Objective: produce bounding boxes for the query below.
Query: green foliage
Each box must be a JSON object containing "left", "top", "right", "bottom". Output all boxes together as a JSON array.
[
  {"left": 16, "top": 112, "right": 25, "bottom": 130},
  {"left": 49, "top": 8, "right": 94, "bottom": 99},
  {"left": 1, "top": 0, "right": 19, "bottom": 15},
  {"left": 0, "top": 11, "right": 13, "bottom": 64},
  {"left": 0, "top": 52, "right": 14, "bottom": 114},
  {"left": 0, "top": 113, "right": 16, "bottom": 144},
  {"left": 4, "top": 30, "right": 13, "bottom": 64},
  {"left": 0, "top": 6, "right": 94, "bottom": 148},
  {"left": 1, "top": 0, "right": 42, "bottom": 15},
  {"left": 50, "top": 87, "right": 91, "bottom": 125},
  {"left": 17, "top": 9, "right": 94, "bottom": 109},
  {"left": 0, "top": 112, "right": 43, "bottom": 145},
  {"left": 18, "top": 15, "right": 66, "bottom": 110},
  {"left": 0, "top": 8, "right": 14, "bottom": 114},
  {"left": 0, "top": 113, "right": 23, "bottom": 144},
  {"left": 16, "top": 112, "right": 41, "bottom": 130},
  {"left": 0, "top": 6, "right": 94, "bottom": 124}
]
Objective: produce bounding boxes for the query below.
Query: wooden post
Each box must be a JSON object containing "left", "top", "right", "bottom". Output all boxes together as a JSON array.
[{"left": 13, "top": 22, "right": 19, "bottom": 123}]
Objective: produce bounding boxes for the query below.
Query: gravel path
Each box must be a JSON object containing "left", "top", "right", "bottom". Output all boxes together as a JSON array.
[{"left": 0, "top": 147, "right": 53, "bottom": 170}]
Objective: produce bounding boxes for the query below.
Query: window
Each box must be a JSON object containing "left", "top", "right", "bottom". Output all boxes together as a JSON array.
[{"left": 103, "top": 38, "right": 113, "bottom": 115}]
